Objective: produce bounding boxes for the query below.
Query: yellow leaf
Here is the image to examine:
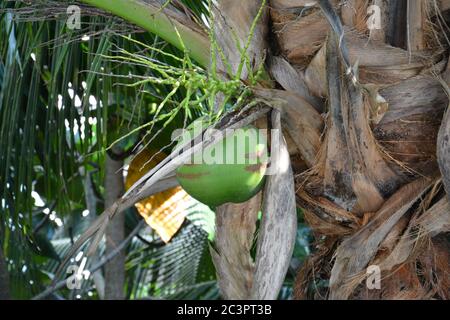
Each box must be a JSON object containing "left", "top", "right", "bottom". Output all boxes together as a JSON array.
[{"left": 125, "top": 149, "right": 189, "bottom": 243}]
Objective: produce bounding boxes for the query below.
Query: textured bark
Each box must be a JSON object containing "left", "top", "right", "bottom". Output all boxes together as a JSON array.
[
  {"left": 212, "top": 0, "right": 268, "bottom": 79},
  {"left": 286, "top": 0, "right": 449, "bottom": 300},
  {"left": 250, "top": 110, "right": 297, "bottom": 300},
  {"left": 437, "top": 60, "right": 450, "bottom": 202},
  {"left": 407, "top": 0, "right": 425, "bottom": 52},
  {"left": 341, "top": 0, "right": 369, "bottom": 32},
  {"left": 253, "top": 87, "right": 323, "bottom": 167},
  {"left": 438, "top": 105, "right": 450, "bottom": 202},
  {"left": 369, "top": 0, "right": 389, "bottom": 42},
  {"left": 322, "top": 34, "right": 356, "bottom": 210},
  {"left": 104, "top": 154, "right": 125, "bottom": 300},
  {"left": 387, "top": 0, "right": 407, "bottom": 48},
  {"left": 83, "top": 171, "right": 105, "bottom": 299},
  {"left": 211, "top": 194, "right": 261, "bottom": 299},
  {"left": 272, "top": 8, "right": 329, "bottom": 65},
  {"left": 328, "top": 178, "right": 431, "bottom": 299},
  {"left": 269, "top": 56, "right": 323, "bottom": 112}
]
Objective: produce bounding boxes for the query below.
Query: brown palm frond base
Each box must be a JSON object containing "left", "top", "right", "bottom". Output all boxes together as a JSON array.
[{"left": 267, "top": 0, "right": 450, "bottom": 300}]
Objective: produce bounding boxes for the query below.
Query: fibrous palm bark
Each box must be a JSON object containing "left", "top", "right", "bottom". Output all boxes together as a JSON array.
[
  {"left": 266, "top": 0, "right": 450, "bottom": 300},
  {"left": 206, "top": 0, "right": 449, "bottom": 300},
  {"left": 104, "top": 154, "right": 125, "bottom": 300}
]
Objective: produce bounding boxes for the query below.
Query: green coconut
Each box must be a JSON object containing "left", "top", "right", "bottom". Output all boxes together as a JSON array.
[{"left": 176, "top": 124, "right": 268, "bottom": 208}]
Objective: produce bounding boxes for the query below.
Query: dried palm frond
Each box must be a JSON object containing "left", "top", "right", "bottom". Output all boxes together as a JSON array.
[
  {"left": 210, "top": 193, "right": 261, "bottom": 299},
  {"left": 287, "top": 0, "right": 450, "bottom": 300}
]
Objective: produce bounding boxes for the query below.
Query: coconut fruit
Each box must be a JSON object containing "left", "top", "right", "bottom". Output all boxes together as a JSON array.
[{"left": 176, "top": 125, "right": 268, "bottom": 208}]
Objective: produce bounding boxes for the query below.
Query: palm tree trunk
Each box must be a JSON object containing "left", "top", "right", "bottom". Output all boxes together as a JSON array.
[
  {"left": 104, "top": 153, "right": 125, "bottom": 300},
  {"left": 274, "top": 0, "right": 450, "bottom": 300},
  {"left": 83, "top": 171, "right": 105, "bottom": 299}
]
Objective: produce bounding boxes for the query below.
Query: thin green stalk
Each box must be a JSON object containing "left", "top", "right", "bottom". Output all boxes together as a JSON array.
[{"left": 80, "top": 0, "right": 209, "bottom": 66}]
